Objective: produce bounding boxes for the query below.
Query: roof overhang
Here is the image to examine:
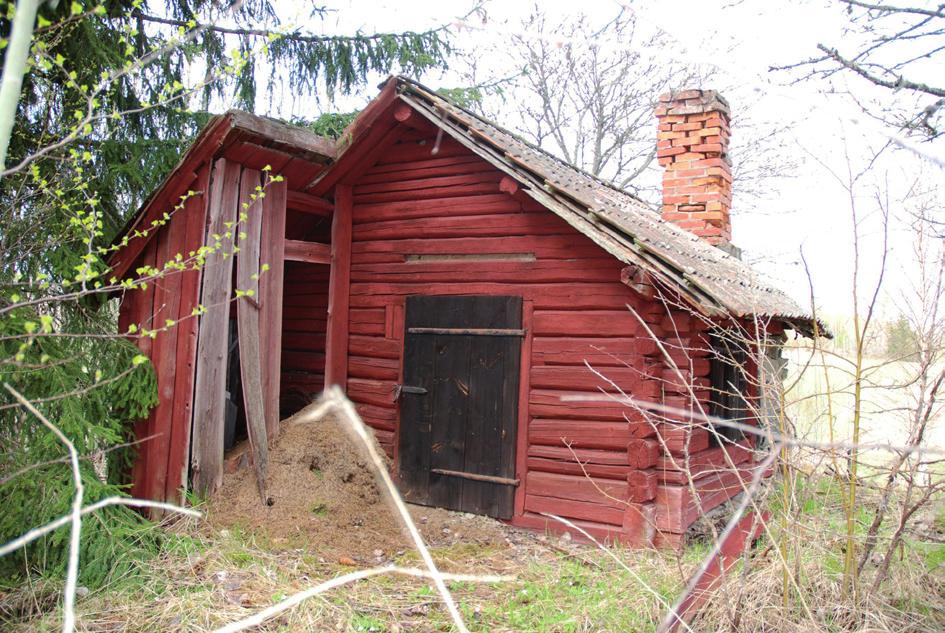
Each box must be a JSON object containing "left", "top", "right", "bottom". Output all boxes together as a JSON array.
[{"left": 107, "top": 111, "right": 335, "bottom": 280}]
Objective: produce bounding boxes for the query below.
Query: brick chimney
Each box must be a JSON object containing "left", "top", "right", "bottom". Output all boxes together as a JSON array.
[{"left": 655, "top": 90, "right": 732, "bottom": 246}]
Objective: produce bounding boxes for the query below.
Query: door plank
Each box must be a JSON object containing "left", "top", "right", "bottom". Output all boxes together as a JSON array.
[{"left": 429, "top": 331, "right": 471, "bottom": 511}]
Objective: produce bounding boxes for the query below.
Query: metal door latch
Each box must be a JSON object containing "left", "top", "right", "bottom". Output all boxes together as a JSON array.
[{"left": 393, "top": 384, "right": 428, "bottom": 401}]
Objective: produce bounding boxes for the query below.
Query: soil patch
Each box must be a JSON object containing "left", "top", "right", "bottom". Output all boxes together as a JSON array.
[{"left": 207, "top": 411, "right": 509, "bottom": 562}]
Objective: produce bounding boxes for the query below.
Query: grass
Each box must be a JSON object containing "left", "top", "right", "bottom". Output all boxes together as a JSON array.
[
  {"left": 1, "top": 520, "right": 693, "bottom": 632},
  {"left": 3, "top": 480, "right": 942, "bottom": 632}
]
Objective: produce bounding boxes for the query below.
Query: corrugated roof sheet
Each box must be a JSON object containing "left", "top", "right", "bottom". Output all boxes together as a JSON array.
[{"left": 394, "top": 78, "right": 819, "bottom": 336}]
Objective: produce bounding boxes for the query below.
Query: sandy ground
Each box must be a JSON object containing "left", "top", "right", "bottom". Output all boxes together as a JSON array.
[{"left": 207, "top": 412, "right": 511, "bottom": 564}]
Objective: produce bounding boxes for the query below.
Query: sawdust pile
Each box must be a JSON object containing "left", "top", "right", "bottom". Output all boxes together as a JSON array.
[{"left": 207, "top": 410, "right": 507, "bottom": 562}]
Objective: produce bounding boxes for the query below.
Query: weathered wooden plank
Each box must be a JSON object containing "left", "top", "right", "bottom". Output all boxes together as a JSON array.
[
  {"left": 348, "top": 260, "right": 618, "bottom": 284},
  {"left": 227, "top": 110, "right": 336, "bottom": 159},
  {"left": 529, "top": 365, "right": 651, "bottom": 392},
  {"left": 373, "top": 136, "right": 467, "bottom": 165},
  {"left": 352, "top": 182, "right": 514, "bottom": 205},
  {"left": 324, "top": 184, "right": 353, "bottom": 387},
  {"left": 529, "top": 390, "right": 639, "bottom": 422},
  {"left": 349, "top": 285, "right": 639, "bottom": 311},
  {"left": 362, "top": 153, "right": 481, "bottom": 177},
  {"left": 352, "top": 211, "right": 572, "bottom": 242},
  {"left": 260, "top": 177, "right": 287, "bottom": 439},
  {"left": 531, "top": 336, "right": 658, "bottom": 366},
  {"left": 281, "top": 350, "right": 326, "bottom": 372},
  {"left": 354, "top": 171, "right": 500, "bottom": 196},
  {"left": 529, "top": 418, "right": 632, "bottom": 450},
  {"left": 525, "top": 471, "right": 628, "bottom": 510},
  {"left": 166, "top": 165, "right": 211, "bottom": 502},
  {"left": 355, "top": 402, "right": 398, "bottom": 431},
  {"left": 284, "top": 239, "right": 330, "bottom": 264},
  {"left": 128, "top": 239, "right": 157, "bottom": 500},
  {"left": 348, "top": 335, "right": 400, "bottom": 359},
  {"left": 280, "top": 332, "right": 326, "bottom": 352},
  {"left": 512, "top": 512, "right": 626, "bottom": 543},
  {"left": 525, "top": 456, "right": 628, "bottom": 481},
  {"left": 524, "top": 494, "right": 625, "bottom": 526},
  {"left": 148, "top": 201, "right": 191, "bottom": 505},
  {"left": 527, "top": 444, "right": 629, "bottom": 465},
  {"left": 353, "top": 194, "right": 522, "bottom": 224},
  {"left": 533, "top": 310, "right": 642, "bottom": 337},
  {"left": 350, "top": 234, "right": 607, "bottom": 259},
  {"left": 286, "top": 190, "right": 333, "bottom": 215},
  {"left": 347, "top": 377, "right": 396, "bottom": 408},
  {"left": 348, "top": 355, "right": 399, "bottom": 380},
  {"left": 655, "top": 466, "right": 754, "bottom": 532},
  {"left": 514, "top": 300, "right": 533, "bottom": 518},
  {"left": 191, "top": 158, "right": 240, "bottom": 496},
  {"left": 236, "top": 168, "right": 270, "bottom": 503},
  {"left": 658, "top": 443, "right": 751, "bottom": 484},
  {"left": 357, "top": 156, "right": 490, "bottom": 185}
]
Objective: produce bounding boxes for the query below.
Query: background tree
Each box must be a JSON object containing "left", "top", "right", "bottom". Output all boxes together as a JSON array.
[
  {"left": 0, "top": 0, "right": 458, "bottom": 589},
  {"left": 885, "top": 313, "right": 920, "bottom": 360},
  {"left": 780, "top": 0, "right": 944, "bottom": 139},
  {"left": 453, "top": 6, "right": 796, "bottom": 209}
]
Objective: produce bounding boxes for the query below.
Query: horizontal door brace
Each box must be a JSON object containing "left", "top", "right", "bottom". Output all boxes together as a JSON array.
[
  {"left": 430, "top": 468, "right": 520, "bottom": 486},
  {"left": 407, "top": 327, "right": 525, "bottom": 337}
]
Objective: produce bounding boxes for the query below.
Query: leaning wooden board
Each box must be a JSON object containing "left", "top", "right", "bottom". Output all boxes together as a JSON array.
[
  {"left": 236, "top": 168, "right": 270, "bottom": 502},
  {"left": 190, "top": 158, "right": 240, "bottom": 496}
]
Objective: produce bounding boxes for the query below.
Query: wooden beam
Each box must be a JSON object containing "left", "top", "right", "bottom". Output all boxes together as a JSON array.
[
  {"left": 325, "top": 184, "right": 353, "bottom": 388},
  {"left": 260, "top": 178, "right": 287, "bottom": 440},
  {"left": 222, "top": 141, "right": 293, "bottom": 174},
  {"left": 394, "top": 103, "right": 413, "bottom": 123},
  {"left": 228, "top": 109, "right": 337, "bottom": 160},
  {"left": 284, "top": 239, "right": 331, "bottom": 264},
  {"left": 513, "top": 300, "right": 533, "bottom": 518},
  {"left": 499, "top": 175, "right": 519, "bottom": 195},
  {"left": 286, "top": 190, "right": 333, "bottom": 216},
  {"left": 392, "top": 101, "right": 427, "bottom": 131},
  {"left": 191, "top": 158, "right": 240, "bottom": 496},
  {"left": 236, "top": 168, "right": 270, "bottom": 503}
]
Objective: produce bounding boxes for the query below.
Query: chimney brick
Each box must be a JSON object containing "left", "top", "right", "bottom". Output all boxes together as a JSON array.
[{"left": 655, "top": 89, "right": 733, "bottom": 246}]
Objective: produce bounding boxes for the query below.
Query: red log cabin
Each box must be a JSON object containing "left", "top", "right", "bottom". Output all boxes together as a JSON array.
[{"left": 108, "top": 77, "right": 817, "bottom": 547}]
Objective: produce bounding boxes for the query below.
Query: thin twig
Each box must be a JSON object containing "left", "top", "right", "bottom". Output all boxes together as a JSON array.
[
  {"left": 4, "top": 383, "right": 82, "bottom": 633},
  {"left": 212, "top": 565, "right": 513, "bottom": 633},
  {"left": 0, "top": 497, "right": 201, "bottom": 558},
  {"left": 298, "top": 388, "right": 471, "bottom": 633}
]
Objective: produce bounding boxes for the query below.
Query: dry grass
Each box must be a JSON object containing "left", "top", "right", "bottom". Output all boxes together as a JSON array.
[
  {"left": 0, "top": 514, "right": 697, "bottom": 632},
  {"left": 3, "top": 480, "right": 942, "bottom": 632}
]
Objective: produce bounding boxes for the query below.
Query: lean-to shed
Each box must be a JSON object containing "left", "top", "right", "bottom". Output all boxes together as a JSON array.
[{"left": 110, "top": 77, "right": 816, "bottom": 546}]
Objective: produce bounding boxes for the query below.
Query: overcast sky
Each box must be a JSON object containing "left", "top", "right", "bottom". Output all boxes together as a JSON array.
[{"left": 268, "top": 0, "right": 945, "bottom": 320}]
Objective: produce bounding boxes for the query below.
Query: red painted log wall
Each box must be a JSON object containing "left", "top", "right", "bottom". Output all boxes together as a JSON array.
[
  {"left": 343, "top": 129, "right": 660, "bottom": 542},
  {"left": 340, "top": 123, "right": 765, "bottom": 545},
  {"left": 279, "top": 261, "right": 330, "bottom": 414}
]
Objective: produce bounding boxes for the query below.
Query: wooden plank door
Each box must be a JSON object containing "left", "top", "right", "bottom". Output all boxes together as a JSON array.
[{"left": 398, "top": 295, "right": 522, "bottom": 519}]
